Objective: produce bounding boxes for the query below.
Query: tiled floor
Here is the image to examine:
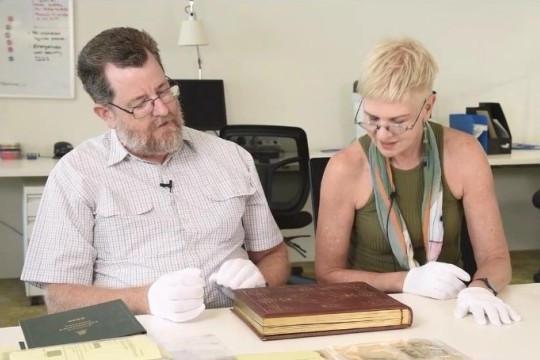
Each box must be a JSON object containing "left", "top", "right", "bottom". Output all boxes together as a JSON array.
[
  {"left": 508, "top": 250, "right": 540, "bottom": 284},
  {"left": 0, "top": 278, "right": 46, "bottom": 328}
]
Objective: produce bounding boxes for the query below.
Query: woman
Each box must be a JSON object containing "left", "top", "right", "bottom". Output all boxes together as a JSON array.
[{"left": 315, "top": 37, "right": 521, "bottom": 326}]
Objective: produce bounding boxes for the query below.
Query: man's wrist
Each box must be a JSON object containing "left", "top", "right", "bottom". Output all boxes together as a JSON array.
[{"left": 472, "top": 277, "right": 498, "bottom": 296}]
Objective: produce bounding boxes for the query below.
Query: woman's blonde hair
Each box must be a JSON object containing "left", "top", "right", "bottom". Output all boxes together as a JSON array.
[{"left": 358, "top": 37, "right": 438, "bottom": 103}]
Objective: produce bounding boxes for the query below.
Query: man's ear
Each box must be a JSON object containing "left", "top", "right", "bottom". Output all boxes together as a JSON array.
[{"left": 94, "top": 104, "right": 117, "bottom": 129}]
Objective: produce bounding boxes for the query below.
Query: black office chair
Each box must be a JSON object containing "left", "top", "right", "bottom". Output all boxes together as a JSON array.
[
  {"left": 533, "top": 190, "right": 540, "bottom": 283},
  {"left": 309, "top": 157, "right": 330, "bottom": 233},
  {"left": 219, "top": 125, "right": 313, "bottom": 259},
  {"left": 309, "top": 156, "right": 477, "bottom": 278}
]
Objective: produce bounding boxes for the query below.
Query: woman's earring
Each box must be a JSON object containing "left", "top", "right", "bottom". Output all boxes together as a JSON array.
[{"left": 423, "top": 123, "right": 428, "bottom": 144}]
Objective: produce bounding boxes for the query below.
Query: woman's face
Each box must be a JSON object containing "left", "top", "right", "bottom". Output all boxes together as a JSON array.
[{"left": 361, "top": 95, "right": 433, "bottom": 159}]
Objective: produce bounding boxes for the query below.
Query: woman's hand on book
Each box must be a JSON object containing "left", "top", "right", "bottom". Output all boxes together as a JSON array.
[
  {"left": 210, "top": 258, "right": 266, "bottom": 299},
  {"left": 147, "top": 268, "right": 206, "bottom": 322}
]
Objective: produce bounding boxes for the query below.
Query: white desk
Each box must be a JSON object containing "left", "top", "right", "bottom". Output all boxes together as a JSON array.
[
  {"left": 0, "top": 283, "right": 537, "bottom": 359},
  {"left": 0, "top": 158, "right": 58, "bottom": 177},
  {"left": 488, "top": 150, "right": 540, "bottom": 166},
  {"left": 0, "top": 159, "right": 58, "bottom": 280},
  {"left": 311, "top": 149, "right": 540, "bottom": 166},
  {"left": 2, "top": 150, "right": 540, "bottom": 176}
]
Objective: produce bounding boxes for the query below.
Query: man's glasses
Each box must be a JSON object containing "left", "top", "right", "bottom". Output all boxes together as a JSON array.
[
  {"left": 108, "top": 84, "right": 180, "bottom": 119},
  {"left": 354, "top": 98, "right": 427, "bottom": 135}
]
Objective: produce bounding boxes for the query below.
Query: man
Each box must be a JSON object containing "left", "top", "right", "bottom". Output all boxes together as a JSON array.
[{"left": 21, "top": 27, "right": 289, "bottom": 322}]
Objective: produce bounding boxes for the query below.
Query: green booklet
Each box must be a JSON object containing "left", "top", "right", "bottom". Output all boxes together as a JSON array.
[{"left": 19, "top": 299, "right": 146, "bottom": 349}]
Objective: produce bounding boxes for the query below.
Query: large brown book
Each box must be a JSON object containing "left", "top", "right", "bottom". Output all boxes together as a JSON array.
[{"left": 232, "top": 282, "right": 413, "bottom": 341}]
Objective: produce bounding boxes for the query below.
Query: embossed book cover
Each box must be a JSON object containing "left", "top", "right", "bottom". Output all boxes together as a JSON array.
[
  {"left": 19, "top": 299, "right": 146, "bottom": 349},
  {"left": 232, "top": 282, "right": 412, "bottom": 340}
]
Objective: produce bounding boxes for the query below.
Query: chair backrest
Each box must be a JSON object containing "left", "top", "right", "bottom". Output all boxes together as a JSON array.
[
  {"left": 309, "top": 157, "right": 330, "bottom": 231},
  {"left": 220, "top": 125, "right": 311, "bottom": 219},
  {"left": 308, "top": 156, "right": 476, "bottom": 276},
  {"left": 533, "top": 190, "right": 540, "bottom": 209}
]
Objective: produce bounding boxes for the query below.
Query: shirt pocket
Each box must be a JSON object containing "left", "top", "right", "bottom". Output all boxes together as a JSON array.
[
  {"left": 196, "top": 180, "right": 256, "bottom": 234},
  {"left": 204, "top": 180, "right": 256, "bottom": 202},
  {"left": 94, "top": 191, "right": 157, "bottom": 259},
  {"left": 95, "top": 192, "right": 154, "bottom": 218}
]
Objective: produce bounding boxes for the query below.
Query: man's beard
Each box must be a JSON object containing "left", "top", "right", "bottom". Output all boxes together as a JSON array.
[{"left": 116, "top": 110, "right": 184, "bottom": 157}]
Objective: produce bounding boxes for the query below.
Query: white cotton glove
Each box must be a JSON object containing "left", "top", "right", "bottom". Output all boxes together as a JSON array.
[
  {"left": 403, "top": 262, "right": 471, "bottom": 299},
  {"left": 147, "top": 268, "right": 205, "bottom": 322},
  {"left": 454, "top": 287, "right": 522, "bottom": 326},
  {"left": 209, "top": 258, "right": 266, "bottom": 299}
]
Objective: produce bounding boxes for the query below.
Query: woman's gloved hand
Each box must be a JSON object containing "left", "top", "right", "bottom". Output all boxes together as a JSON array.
[
  {"left": 454, "top": 287, "right": 522, "bottom": 326},
  {"left": 403, "top": 262, "right": 471, "bottom": 299}
]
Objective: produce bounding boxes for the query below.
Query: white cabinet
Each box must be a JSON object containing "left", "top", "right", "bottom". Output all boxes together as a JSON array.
[{"left": 23, "top": 183, "right": 45, "bottom": 303}]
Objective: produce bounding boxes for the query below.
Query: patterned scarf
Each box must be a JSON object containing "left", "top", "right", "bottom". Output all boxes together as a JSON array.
[{"left": 369, "top": 122, "right": 444, "bottom": 270}]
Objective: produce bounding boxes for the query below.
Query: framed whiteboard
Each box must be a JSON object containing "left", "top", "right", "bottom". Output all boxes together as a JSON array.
[{"left": 0, "top": 0, "right": 74, "bottom": 99}]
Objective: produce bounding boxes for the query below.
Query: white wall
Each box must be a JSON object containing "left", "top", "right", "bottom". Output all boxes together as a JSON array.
[
  {"left": 1, "top": 0, "right": 540, "bottom": 278},
  {"left": 1, "top": 0, "right": 540, "bottom": 154}
]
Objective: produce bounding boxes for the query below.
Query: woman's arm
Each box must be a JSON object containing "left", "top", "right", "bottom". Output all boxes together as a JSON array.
[
  {"left": 445, "top": 128, "right": 512, "bottom": 293},
  {"left": 315, "top": 145, "right": 407, "bottom": 292}
]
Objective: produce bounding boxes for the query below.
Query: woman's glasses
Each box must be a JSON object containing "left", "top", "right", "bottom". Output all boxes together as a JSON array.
[{"left": 354, "top": 98, "right": 427, "bottom": 135}]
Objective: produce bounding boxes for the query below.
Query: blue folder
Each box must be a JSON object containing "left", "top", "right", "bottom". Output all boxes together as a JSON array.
[{"left": 449, "top": 114, "right": 488, "bottom": 153}]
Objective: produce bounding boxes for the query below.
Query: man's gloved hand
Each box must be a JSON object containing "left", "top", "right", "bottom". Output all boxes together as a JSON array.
[
  {"left": 403, "top": 262, "right": 471, "bottom": 299},
  {"left": 209, "top": 258, "right": 266, "bottom": 299},
  {"left": 454, "top": 287, "right": 522, "bottom": 326},
  {"left": 147, "top": 268, "right": 205, "bottom": 322}
]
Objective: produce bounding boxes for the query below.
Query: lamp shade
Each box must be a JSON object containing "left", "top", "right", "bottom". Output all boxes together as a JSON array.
[{"left": 178, "top": 17, "right": 208, "bottom": 46}]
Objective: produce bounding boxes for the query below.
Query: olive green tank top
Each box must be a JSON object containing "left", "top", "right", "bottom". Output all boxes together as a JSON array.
[{"left": 349, "top": 122, "right": 463, "bottom": 272}]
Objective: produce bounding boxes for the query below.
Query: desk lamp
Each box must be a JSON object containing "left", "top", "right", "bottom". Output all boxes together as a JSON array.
[{"left": 178, "top": 0, "right": 208, "bottom": 80}]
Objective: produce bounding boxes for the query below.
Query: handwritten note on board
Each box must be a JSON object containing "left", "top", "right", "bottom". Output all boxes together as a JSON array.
[{"left": 0, "top": 0, "right": 74, "bottom": 98}]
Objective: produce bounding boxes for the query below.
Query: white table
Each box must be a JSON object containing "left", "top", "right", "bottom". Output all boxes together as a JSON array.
[
  {"left": 0, "top": 283, "right": 538, "bottom": 359},
  {"left": 2, "top": 150, "right": 538, "bottom": 177},
  {"left": 487, "top": 149, "right": 540, "bottom": 166},
  {"left": 310, "top": 149, "right": 540, "bottom": 166},
  {"left": 0, "top": 158, "right": 58, "bottom": 178},
  {"left": 0, "top": 158, "right": 58, "bottom": 280}
]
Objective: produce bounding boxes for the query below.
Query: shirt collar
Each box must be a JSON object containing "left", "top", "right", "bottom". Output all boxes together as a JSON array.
[{"left": 106, "top": 127, "right": 196, "bottom": 167}]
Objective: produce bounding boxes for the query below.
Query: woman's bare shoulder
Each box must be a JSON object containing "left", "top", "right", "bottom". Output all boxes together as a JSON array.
[
  {"left": 442, "top": 126, "right": 491, "bottom": 194},
  {"left": 320, "top": 141, "right": 372, "bottom": 210},
  {"left": 327, "top": 141, "right": 367, "bottom": 178},
  {"left": 443, "top": 126, "right": 488, "bottom": 166}
]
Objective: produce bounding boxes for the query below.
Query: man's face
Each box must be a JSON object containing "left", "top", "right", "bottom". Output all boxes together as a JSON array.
[{"left": 101, "top": 54, "right": 184, "bottom": 159}]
